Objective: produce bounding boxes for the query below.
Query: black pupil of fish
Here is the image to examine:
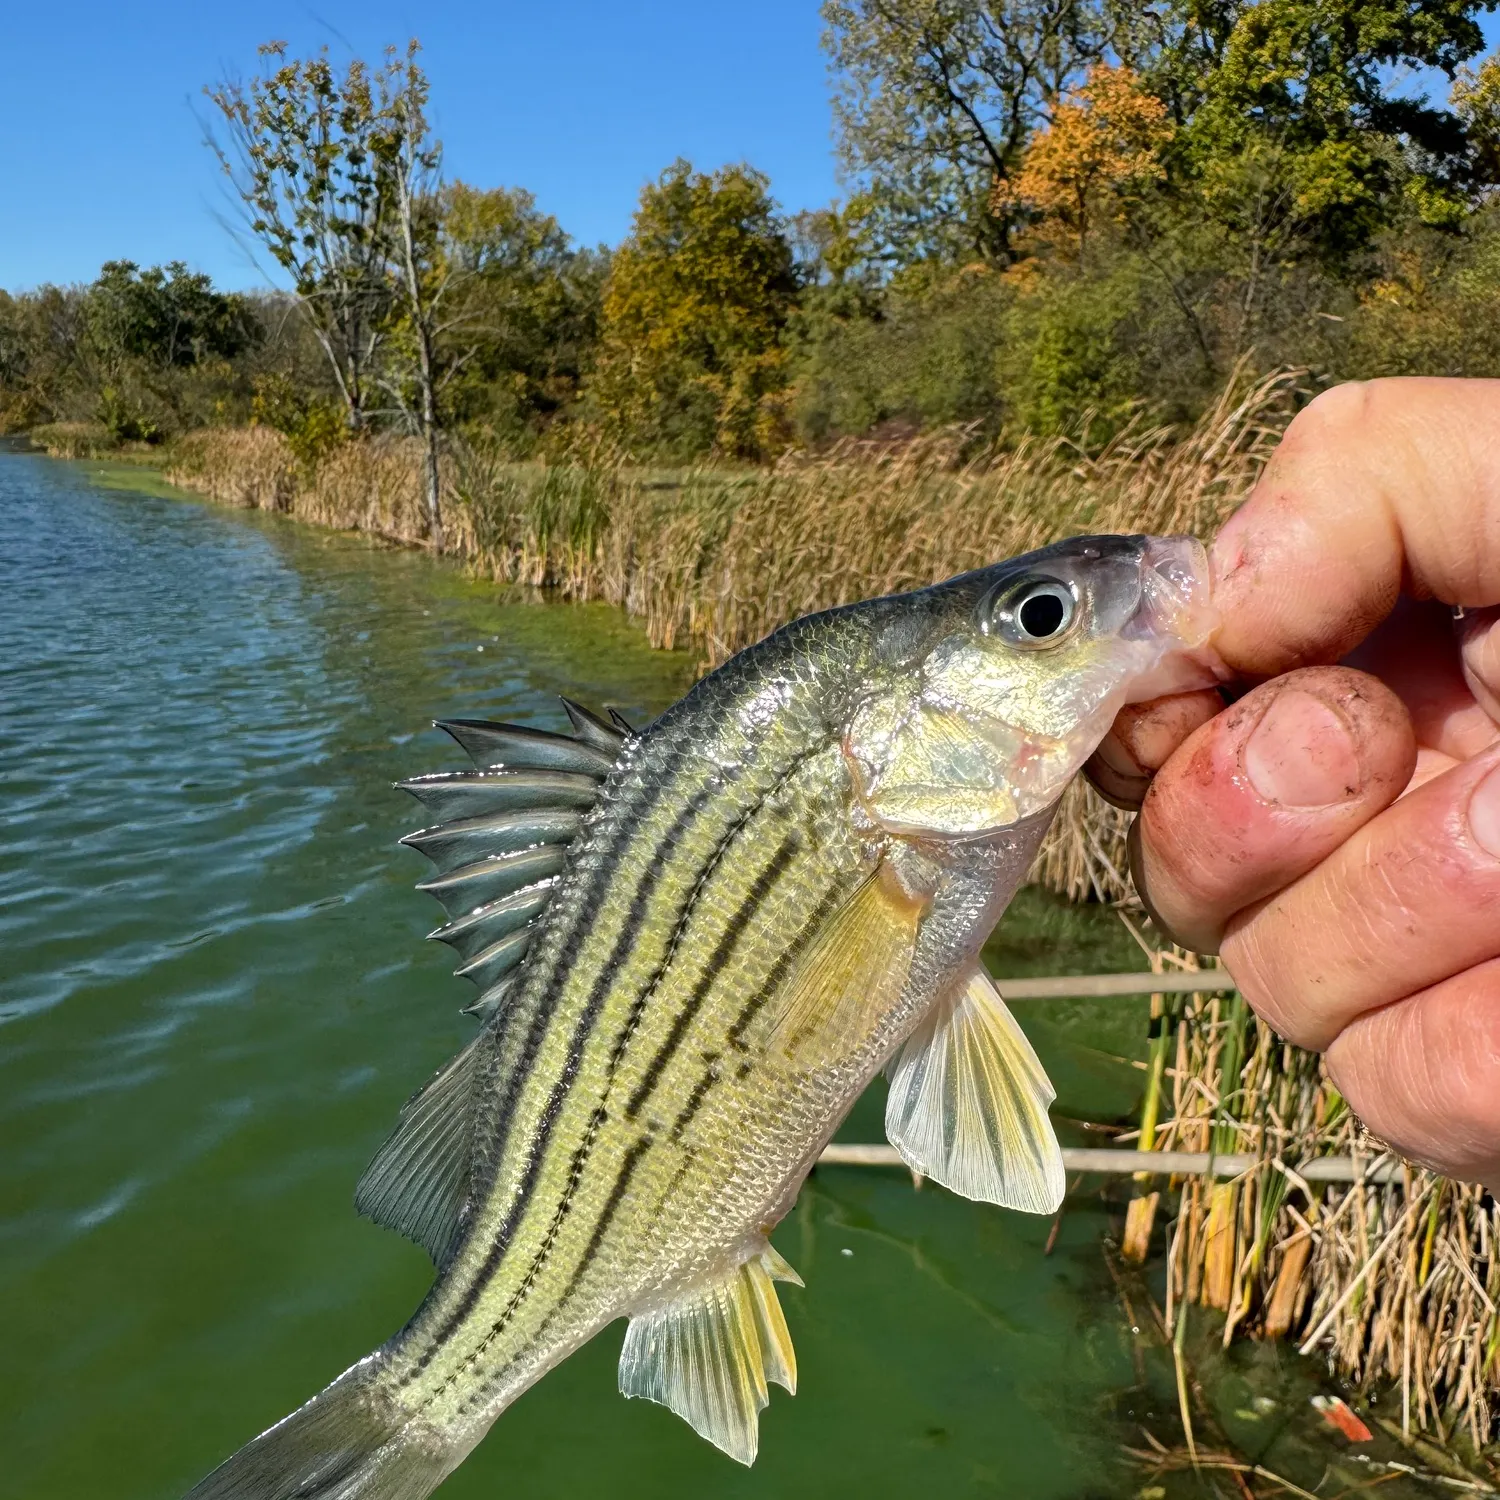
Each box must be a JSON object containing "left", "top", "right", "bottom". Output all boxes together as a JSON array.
[{"left": 1017, "top": 590, "right": 1067, "bottom": 639}]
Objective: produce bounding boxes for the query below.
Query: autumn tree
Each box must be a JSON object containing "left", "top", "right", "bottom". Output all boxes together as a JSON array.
[
  {"left": 1003, "top": 64, "right": 1172, "bottom": 257},
  {"left": 822, "top": 0, "right": 1113, "bottom": 264},
  {"left": 206, "top": 43, "right": 399, "bottom": 430},
  {"left": 586, "top": 161, "right": 799, "bottom": 460}
]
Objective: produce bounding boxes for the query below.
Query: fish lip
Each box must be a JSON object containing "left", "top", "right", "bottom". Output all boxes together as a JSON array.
[{"left": 1122, "top": 535, "right": 1229, "bottom": 701}]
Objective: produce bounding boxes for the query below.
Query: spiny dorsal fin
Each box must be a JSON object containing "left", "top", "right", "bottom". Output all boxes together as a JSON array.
[
  {"left": 884, "top": 965, "right": 1064, "bottom": 1214},
  {"left": 437, "top": 717, "right": 616, "bottom": 776},
  {"left": 355, "top": 1035, "right": 483, "bottom": 1265},
  {"left": 619, "top": 1246, "right": 801, "bottom": 1465},
  {"left": 561, "top": 697, "right": 627, "bottom": 753},
  {"left": 398, "top": 768, "right": 601, "bottom": 821},
  {"left": 401, "top": 703, "right": 623, "bottom": 1012}
]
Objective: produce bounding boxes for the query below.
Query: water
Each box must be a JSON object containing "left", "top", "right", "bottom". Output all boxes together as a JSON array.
[{"left": 1, "top": 453, "right": 1172, "bottom": 1499}]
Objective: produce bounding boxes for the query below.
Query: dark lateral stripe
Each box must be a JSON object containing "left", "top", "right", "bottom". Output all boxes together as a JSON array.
[
  {"left": 626, "top": 830, "right": 801, "bottom": 1121},
  {"left": 428, "top": 785, "right": 716, "bottom": 1357},
  {"left": 725, "top": 878, "right": 852, "bottom": 1052},
  {"left": 549, "top": 1133, "right": 654, "bottom": 1310},
  {"left": 458, "top": 1131, "right": 659, "bottom": 1409},
  {"left": 670, "top": 1054, "right": 721, "bottom": 1141},
  {"left": 452, "top": 749, "right": 695, "bottom": 1268}
]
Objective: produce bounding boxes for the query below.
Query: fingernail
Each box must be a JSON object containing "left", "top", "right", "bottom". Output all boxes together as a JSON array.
[
  {"left": 1469, "top": 762, "right": 1500, "bottom": 860},
  {"left": 1243, "top": 690, "right": 1361, "bottom": 807}
]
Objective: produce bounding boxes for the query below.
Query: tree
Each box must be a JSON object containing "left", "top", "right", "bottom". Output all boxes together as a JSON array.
[
  {"left": 822, "top": 0, "right": 1113, "bottom": 264},
  {"left": 84, "top": 261, "right": 257, "bottom": 372},
  {"left": 1004, "top": 64, "right": 1173, "bottom": 257},
  {"left": 1454, "top": 49, "right": 1500, "bottom": 188},
  {"left": 440, "top": 184, "right": 606, "bottom": 439},
  {"left": 206, "top": 43, "right": 399, "bottom": 430},
  {"left": 372, "top": 42, "right": 448, "bottom": 549},
  {"left": 1137, "top": 0, "right": 1497, "bottom": 259},
  {"left": 586, "top": 161, "right": 800, "bottom": 460}
]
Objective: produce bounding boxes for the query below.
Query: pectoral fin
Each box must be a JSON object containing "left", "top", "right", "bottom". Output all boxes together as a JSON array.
[
  {"left": 619, "top": 1247, "right": 801, "bottom": 1466},
  {"left": 884, "top": 965, "right": 1065, "bottom": 1214},
  {"left": 767, "top": 865, "right": 925, "bottom": 1065}
]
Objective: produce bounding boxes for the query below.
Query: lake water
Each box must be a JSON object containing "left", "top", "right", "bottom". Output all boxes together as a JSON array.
[{"left": 0, "top": 452, "right": 1328, "bottom": 1499}]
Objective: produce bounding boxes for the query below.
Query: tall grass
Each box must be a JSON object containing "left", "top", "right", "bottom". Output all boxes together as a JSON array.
[{"left": 165, "top": 372, "right": 1295, "bottom": 901}]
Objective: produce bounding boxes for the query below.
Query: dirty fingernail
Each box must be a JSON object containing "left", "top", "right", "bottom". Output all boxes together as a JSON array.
[
  {"left": 1243, "top": 690, "right": 1360, "bottom": 808},
  {"left": 1469, "top": 762, "right": 1500, "bottom": 860}
]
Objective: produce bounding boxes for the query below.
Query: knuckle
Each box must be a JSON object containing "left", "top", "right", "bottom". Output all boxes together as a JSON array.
[{"left": 1286, "top": 381, "right": 1376, "bottom": 449}]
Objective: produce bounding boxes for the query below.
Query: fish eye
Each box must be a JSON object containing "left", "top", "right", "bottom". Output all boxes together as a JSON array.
[{"left": 982, "top": 577, "right": 1079, "bottom": 649}]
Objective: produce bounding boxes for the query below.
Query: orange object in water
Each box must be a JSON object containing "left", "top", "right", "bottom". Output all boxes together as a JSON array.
[{"left": 1312, "top": 1395, "right": 1373, "bottom": 1442}]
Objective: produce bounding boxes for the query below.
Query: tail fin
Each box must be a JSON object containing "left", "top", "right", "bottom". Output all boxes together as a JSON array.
[{"left": 184, "top": 1363, "right": 460, "bottom": 1500}]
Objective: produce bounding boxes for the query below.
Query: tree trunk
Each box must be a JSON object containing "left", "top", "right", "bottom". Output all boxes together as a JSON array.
[{"left": 418, "top": 326, "right": 442, "bottom": 554}]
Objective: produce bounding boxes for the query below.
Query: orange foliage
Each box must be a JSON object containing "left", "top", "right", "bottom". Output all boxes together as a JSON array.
[{"left": 997, "top": 65, "right": 1173, "bottom": 258}]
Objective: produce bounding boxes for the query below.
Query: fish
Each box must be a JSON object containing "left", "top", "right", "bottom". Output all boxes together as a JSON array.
[{"left": 184, "top": 533, "right": 1218, "bottom": 1500}]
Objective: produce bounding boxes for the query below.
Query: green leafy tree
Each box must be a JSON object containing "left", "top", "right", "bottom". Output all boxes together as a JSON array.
[
  {"left": 822, "top": 0, "right": 1113, "bottom": 264},
  {"left": 84, "top": 261, "right": 257, "bottom": 372},
  {"left": 1454, "top": 49, "right": 1500, "bottom": 186},
  {"left": 440, "top": 184, "right": 607, "bottom": 440},
  {"left": 586, "top": 161, "right": 800, "bottom": 460},
  {"left": 1139, "top": 0, "right": 1496, "bottom": 258}
]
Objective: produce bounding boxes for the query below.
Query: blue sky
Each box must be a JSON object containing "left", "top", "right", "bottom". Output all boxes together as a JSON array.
[
  {"left": 4, "top": 3, "right": 1497, "bottom": 295},
  {"left": 0, "top": 1, "right": 841, "bottom": 292}
]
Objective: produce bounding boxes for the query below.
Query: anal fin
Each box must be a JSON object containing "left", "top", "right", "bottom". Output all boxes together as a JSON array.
[
  {"left": 884, "top": 965, "right": 1065, "bottom": 1214},
  {"left": 619, "top": 1247, "right": 801, "bottom": 1466}
]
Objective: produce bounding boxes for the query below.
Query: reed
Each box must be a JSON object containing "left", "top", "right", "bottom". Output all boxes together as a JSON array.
[
  {"left": 1119, "top": 944, "right": 1500, "bottom": 1477},
  {"left": 164, "top": 372, "right": 1294, "bottom": 899},
  {"left": 168, "top": 426, "right": 299, "bottom": 511},
  {"left": 30, "top": 421, "right": 126, "bottom": 460}
]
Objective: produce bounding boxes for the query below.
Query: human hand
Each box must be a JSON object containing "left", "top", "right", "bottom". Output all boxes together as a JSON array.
[{"left": 1088, "top": 378, "right": 1500, "bottom": 1191}]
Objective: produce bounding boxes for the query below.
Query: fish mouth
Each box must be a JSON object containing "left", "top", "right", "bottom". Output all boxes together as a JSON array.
[{"left": 1121, "top": 535, "right": 1228, "bottom": 702}]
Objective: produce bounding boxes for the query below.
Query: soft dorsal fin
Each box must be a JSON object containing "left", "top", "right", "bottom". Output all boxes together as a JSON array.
[
  {"left": 884, "top": 965, "right": 1064, "bottom": 1214},
  {"left": 399, "top": 701, "right": 624, "bottom": 1013},
  {"left": 355, "top": 1035, "right": 483, "bottom": 1264},
  {"left": 619, "top": 1245, "right": 802, "bottom": 1465}
]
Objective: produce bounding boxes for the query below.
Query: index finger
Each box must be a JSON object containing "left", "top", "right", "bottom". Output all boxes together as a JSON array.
[{"left": 1212, "top": 378, "right": 1500, "bottom": 678}]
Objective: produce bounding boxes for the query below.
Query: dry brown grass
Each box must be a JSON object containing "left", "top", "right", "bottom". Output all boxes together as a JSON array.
[
  {"left": 1118, "top": 943, "right": 1500, "bottom": 1474},
  {"left": 168, "top": 426, "right": 298, "bottom": 511},
  {"left": 164, "top": 372, "right": 1296, "bottom": 901}
]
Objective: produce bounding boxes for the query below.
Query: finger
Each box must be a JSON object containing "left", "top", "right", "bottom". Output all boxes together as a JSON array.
[
  {"left": 1346, "top": 597, "right": 1498, "bottom": 763},
  {"left": 1223, "top": 743, "right": 1500, "bottom": 1051},
  {"left": 1086, "top": 689, "right": 1224, "bottom": 810},
  {"left": 1211, "top": 378, "right": 1500, "bottom": 677},
  {"left": 1325, "top": 958, "right": 1500, "bottom": 1191},
  {"left": 1132, "top": 668, "right": 1415, "bottom": 954}
]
